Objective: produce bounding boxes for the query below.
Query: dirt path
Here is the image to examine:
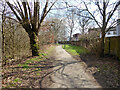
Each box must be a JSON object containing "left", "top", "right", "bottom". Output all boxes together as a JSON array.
[{"left": 49, "top": 45, "right": 102, "bottom": 88}]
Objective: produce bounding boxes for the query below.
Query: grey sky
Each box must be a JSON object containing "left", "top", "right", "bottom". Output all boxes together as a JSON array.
[{"left": 0, "top": 0, "right": 119, "bottom": 36}]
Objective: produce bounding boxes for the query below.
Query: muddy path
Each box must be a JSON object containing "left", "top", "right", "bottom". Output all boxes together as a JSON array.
[{"left": 48, "top": 45, "right": 102, "bottom": 88}]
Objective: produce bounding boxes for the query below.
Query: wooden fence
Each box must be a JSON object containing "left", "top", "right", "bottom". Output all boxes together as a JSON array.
[
  {"left": 59, "top": 36, "right": 120, "bottom": 59},
  {"left": 105, "top": 36, "right": 120, "bottom": 59}
]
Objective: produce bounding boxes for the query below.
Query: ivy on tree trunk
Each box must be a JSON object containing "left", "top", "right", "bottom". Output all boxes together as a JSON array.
[{"left": 29, "top": 32, "right": 39, "bottom": 56}]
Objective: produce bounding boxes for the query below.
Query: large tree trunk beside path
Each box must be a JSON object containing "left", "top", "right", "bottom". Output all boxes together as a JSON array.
[{"left": 29, "top": 32, "right": 39, "bottom": 56}]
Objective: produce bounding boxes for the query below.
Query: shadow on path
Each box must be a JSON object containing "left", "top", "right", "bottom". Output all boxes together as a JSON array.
[{"left": 80, "top": 54, "right": 120, "bottom": 88}]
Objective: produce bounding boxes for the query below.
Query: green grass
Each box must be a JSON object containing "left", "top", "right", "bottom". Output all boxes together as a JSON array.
[
  {"left": 17, "top": 46, "right": 55, "bottom": 69},
  {"left": 36, "top": 72, "right": 40, "bottom": 76},
  {"left": 3, "top": 46, "right": 56, "bottom": 88},
  {"left": 62, "top": 44, "right": 89, "bottom": 55},
  {"left": 18, "top": 53, "right": 47, "bottom": 68},
  {"left": 5, "top": 83, "right": 16, "bottom": 88},
  {"left": 56, "top": 43, "right": 59, "bottom": 45},
  {"left": 17, "top": 45, "right": 55, "bottom": 69},
  {"left": 13, "top": 78, "right": 22, "bottom": 83},
  {"left": 18, "top": 63, "right": 29, "bottom": 68}
]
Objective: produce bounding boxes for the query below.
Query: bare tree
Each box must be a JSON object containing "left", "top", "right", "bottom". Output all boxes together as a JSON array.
[
  {"left": 77, "top": 11, "right": 91, "bottom": 34},
  {"left": 6, "top": 0, "right": 57, "bottom": 56},
  {"left": 40, "top": 18, "right": 66, "bottom": 44},
  {"left": 83, "top": 0, "right": 120, "bottom": 56},
  {"left": 66, "top": 8, "right": 77, "bottom": 41},
  {"left": 49, "top": 18, "right": 66, "bottom": 43},
  {"left": 0, "top": 1, "right": 7, "bottom": 64}
]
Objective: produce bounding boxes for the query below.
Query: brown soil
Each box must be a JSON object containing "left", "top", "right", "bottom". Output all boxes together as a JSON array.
[
  {"left": 74, "top": 54, "right": 120, "bottom": 88},
  {"left": 2, "top": 45, "right": 55, "bottom": 88},
  {"left": 2, "top": 58, "right": 54, "bottom": 88}
]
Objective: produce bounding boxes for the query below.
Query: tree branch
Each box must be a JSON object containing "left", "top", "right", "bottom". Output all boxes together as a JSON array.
[
  {"left": 22, "top": 2, "right": 28, "bottom": 20},
  {"left": 83, "top": 2, "right": 101, "bottom": 29},
  {"left": 106, "top": 1, "right": 120, "bottom": 25},
  {"left": 6, "top": 2, "right": 21, "bottom": 22},
  {"left": 95, "top": 2, "right": 103, "bottom": 16}
]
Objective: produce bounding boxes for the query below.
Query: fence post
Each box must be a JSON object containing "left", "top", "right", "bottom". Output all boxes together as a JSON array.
[{"left": 108, "top": 37, "right": 111, "bottom": 55}]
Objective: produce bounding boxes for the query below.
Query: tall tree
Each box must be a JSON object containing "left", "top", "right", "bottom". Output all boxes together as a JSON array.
[
  {"left": 76, "top": 10, "right": 91, "bottom": 35},
  {"left": 6, "top": 0, "right": 57, "bottom": 56},
  {"left": 40, "top": 18, "right": 66, "bottom": 43},
  {"left": 49, "top": 18, "right": 65, "bottom": 43},
  {"left": 66, "top": 8, "right": 77, "bottom": 41},
  {"left": 0, "top": 1, "right": 7, "bottom": 64},
  {"left": 83, "top": 0, "right": 120, "bottom": 56}
]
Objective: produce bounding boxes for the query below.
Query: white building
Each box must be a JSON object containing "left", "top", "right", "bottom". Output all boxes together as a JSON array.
[
  {"left": 105, "top": 26, "right": 119, "bottom": 37},
  {"left": 105, "top": 3, "right": 120, "bottom": 37}
]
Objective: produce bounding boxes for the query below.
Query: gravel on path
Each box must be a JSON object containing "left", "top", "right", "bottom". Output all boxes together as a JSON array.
[{"left": 49, "top": 45, "right": 102, "bottom": 88}]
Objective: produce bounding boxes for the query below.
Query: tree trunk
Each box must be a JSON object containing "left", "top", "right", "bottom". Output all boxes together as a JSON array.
[
  {"left": 29, "top": 32, "right": 39, "bottom": 56},
  {"left": 101, "top": 34, "right": 105, "bottom": 57},
  {"left": 2, "top": 12, "right": 6, "bottom": 65},
  {"left": 69, "top": 29, "right": 73, "bottom": 42},
  {"left": 108, "top": 37, "right": 110, "bottom": 55}
]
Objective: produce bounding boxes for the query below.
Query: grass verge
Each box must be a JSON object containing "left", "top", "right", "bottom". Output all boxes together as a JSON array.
[
  {"left": 18, "top": 45, "right": 55, "bottom": 68},
  {"left": 2, "top": 45, "right": 55, "bottom": 88},
  {"left": 62, "top": 44, "right": 89, "bottom": 55}
]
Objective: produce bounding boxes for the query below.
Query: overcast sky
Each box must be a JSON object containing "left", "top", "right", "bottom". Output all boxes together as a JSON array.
[
  {"left": 47, "top": 0, "right": 119, "bottom": 35},
  {"left": 0, "top": 0, "right": 119, "bottom": 36}
]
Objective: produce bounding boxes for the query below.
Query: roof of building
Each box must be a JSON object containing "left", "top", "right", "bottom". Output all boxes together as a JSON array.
[
  {"left": 73, "top": 33, "right": 81, "bottom": 37},
  {"left": 88, "top": 27, "right": 116, "bottom": 32}
]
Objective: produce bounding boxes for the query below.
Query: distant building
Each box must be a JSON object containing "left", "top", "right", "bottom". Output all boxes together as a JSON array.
[
  {"left": 105, "top": 4, "right": 120, "bottom": 37},
  {"left": 89, "top": 24, "right": 120, "bottom": 38},
  {"left": 105, "top": 3, "right": 120, "bottom": 37},
  {"left": 88, "top": 28, "right": 101, "bottom": 39},
  {"left": 104, "top": 19, "right": 120, "bottom": 37},
  {"left": 105, "top": 27, "right": 118, "bottom": 37},
  {"left": 116, "top": 19, "right": 120, "bottom": 36},
  {"left": 72, "top": 33, "right": 81, "bottom": 41}
]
